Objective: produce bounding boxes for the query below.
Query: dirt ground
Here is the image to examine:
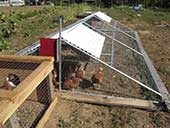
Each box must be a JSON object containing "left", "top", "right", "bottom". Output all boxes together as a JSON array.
[{"left": 45, "top": 99, "right": 170, "bottom": 128}]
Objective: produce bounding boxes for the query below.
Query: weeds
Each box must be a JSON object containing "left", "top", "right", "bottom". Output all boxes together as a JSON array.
[
  {"left": 158, "top": 66, "right": 170, "bottom": 75},
  {"left": 109, "top": 107, "right": 135, "bottom": 128},
  {"left": 149, "top": 113, "right": 162, "bottom": 128},
  {"left": 57, "top": 118, "right": 70, "bottom": 128},
  {"left": 95, "top": 120, "right": 104, "bottom": 128},
  {"left": 70, "top": 106, "right": 81, "bottom": 128},
  {"left": 0, "top": 39, "right": 9, "bottom": 51}
]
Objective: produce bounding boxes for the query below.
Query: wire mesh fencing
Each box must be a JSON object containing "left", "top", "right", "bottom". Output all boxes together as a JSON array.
[
  {"left": 3, "top": 75, "right": 55, "bottom": 128},
  {"left": 59, "top": 41, "right": 161, "bottom": 101},
  {"left": 0, "top": 59, "right": 55, "bottom": 128},
  {"left": 85, "top": 16, "right": 160, "bottom": 93},
  {"left": 0, "top": 61, "right": 40, "bottom": 90}
]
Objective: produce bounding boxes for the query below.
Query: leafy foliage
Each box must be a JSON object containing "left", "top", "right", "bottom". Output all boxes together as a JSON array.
[
  {"left": 0, "top": 39, "right": 9, "bottom": 50},
  {"left": 0, "top": 5, "right": 92, "bottom": 51}
]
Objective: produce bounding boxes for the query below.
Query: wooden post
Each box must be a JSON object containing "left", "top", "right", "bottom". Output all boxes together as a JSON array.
[
  {"left": 36, "top": 97, "right": 58, "bottom": 128},
  {"left": 48, "top": 73, "right": 55, "bottom": 99},
  {"left": 0, "top": 56, "right": 54, "bottom": 125},
  {"left": 57, "top": 91, "right": 163, "bottom": 111}
]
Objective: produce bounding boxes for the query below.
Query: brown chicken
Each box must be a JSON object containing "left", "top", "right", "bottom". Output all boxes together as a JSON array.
[
  {"left": 1, "top": 73, "right": 20, "bottom": 90},
  {"left": 75, "top": 64, "right": 85, "bottom": 78},
  {"left": 91, "top": 67, "right": 104, "bottom": 88},
  {"left": 63, "top": 73, "right": 82, "bottom": 91}
]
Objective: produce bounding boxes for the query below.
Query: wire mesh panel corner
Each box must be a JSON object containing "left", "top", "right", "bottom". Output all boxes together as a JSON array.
[{"left": 0, "top": 55, "right": 55, "bottom": 128}]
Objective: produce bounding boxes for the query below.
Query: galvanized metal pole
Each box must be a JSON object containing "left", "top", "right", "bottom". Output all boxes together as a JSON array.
[
  {"left": 59, "top": 17, "right": 62, "bottom": 91},
  {"left": 111, "top": 21, "right": 117, "bottom": 66}
]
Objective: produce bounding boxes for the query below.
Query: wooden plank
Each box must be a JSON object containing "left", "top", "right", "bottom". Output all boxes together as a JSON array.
[
  {"left": 0, "top": 60, "right": 54, "bottom": 125},
  {"left": 0, "top": 90, "right": 14, "bottom": 100},
  {"left": 111, "top": 21, "right": 117, "bottom": 65},
  {"left": 48, "top": 73, "right": 55, "bottom": 99},
  {"left": 57, "top": 91, "right": 160, "bottom": 111},
  {"left": 12, "top": 61, "right": 54, "bottom": 101},
  {"left": 0, "top": 55, "right": 54, "bottom": 62},
  {"left": 36, "top": 97, "right": 58, "bottom": 128}
]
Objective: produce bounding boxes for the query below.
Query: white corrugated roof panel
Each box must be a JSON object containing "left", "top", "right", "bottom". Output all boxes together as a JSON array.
[
  {"left": 51, "top": 23, "right": 105, "bottom": 58},
  {"left": 63, "top": 23, "right": 105, "bottom": 58},
  {"left": 94, "top": 11, "right": 112, "bottom": 23}
]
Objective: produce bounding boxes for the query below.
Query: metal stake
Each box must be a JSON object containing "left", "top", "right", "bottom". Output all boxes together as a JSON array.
[{"left": 59, "top": 17, "right": 62, "bottom": 91}]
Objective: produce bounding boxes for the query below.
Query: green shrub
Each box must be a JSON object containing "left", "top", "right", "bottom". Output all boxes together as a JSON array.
[{"left": 0, "top": 39, "right": 9, "bottom": 51}]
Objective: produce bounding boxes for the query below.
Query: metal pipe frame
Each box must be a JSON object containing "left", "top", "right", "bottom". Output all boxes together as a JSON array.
[
  {"left": 111, "top": 18, "right": 134, "bottom": 32},
  {"left": 101, "top": 53, "right": 112, "bottom": 56},
  {"left": 83, "top": 22, "right": 143, "bottom": 56},
  {"left": 62, "top": 39, "right": 162, "bottom": 97},
  {"left": 96, "top": 29, "right": 133, "bottom": 33},
  {"left": 15, "top": 12, "right": 135, "bottom": 56},
  {"left": 16, "top": 11, "right": 170, "bottom": 108},
  {"left": 111, "top": 21, "right": 117, "bottom": 65},
  {"left": 93, "top": 15, "right": 137, "bottom": 41},
  {"left": 58, "top": 18, "right": 62, "bottom": 91}
]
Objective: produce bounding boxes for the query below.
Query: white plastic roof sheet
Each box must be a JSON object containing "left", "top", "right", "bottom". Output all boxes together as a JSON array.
[
  {"left": 50, "top": 11, "right": 113, "bottom": 58},
  {"left": 52, "top": 23, "right": 105, "bottom": 58},
  {"left": 94, "top": 11, "right": 112, "bottom": 23}
]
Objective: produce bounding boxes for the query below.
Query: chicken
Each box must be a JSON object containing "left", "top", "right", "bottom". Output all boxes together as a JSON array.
[
  {"left": 63, "top": 73, "right": 82, "bottom": 91},
  {"left": 63, "top": 78, "right": 74, "bottom": 90},
  {"left": 75, "top": 64, "right": 85, "bottom": 78},
  {"left": 52, "top": 70, "right": 59, "bottom": 88},
  {"left": 1, "top": 73, "right": 20, "bottom": 90},
  {"left": 91, "top": 67, "right": 104, "bottom": 88}
]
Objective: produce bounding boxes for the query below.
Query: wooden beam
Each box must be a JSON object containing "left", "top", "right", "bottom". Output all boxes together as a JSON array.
[
  {"left": 36, "top": 97, "right": 58, "bottom": 128},
  {"left": 0, "top": 60, "right": 54, "bottom": 125},
  {"left": 48, "top": 73, "right": 55, "bottom": 99},
  {"left": 57, "top": 91, "right": 160, "bottom": 111},
  {"left": 0, "top": 55, "right": 54, "bottom": 63},
  {"left": 0, "top": 90, "right": 14, "bottom": 100}
]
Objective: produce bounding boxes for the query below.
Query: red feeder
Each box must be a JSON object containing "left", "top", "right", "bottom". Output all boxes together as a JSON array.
[{"left": 40, "top": 38, "right": 58, "bottom": 61}]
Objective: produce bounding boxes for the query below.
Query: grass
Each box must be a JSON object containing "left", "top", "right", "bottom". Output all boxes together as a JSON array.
[
  {"left": 158, "top": 66, "right": 170, "bottom": 75},
  {"left": 57, "top": 118, "right": 70, "bottom": 128},
  {"left": 149, "top": 113, "right": 162, "bottom": 128},
  {"left": 95, "top": 120, "right": 104, "bottom": 128},
  {"left": 100, "top": 7, "right": 170, "bottom": 30},
  {"left": 109, "top": 107, "right": 135, "bottom": 128},
  {"left": 70, "top": 105, "right": 82, "bottom": 128}
]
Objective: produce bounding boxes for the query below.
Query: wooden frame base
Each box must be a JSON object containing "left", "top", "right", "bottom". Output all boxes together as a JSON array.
[{"left": 0, "top": 55, "right": 54, "bottom": 126}]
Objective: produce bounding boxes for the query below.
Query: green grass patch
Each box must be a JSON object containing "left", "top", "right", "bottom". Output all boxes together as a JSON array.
[{"left": 158, "top": 66, "right": 170, "bottom": 75}]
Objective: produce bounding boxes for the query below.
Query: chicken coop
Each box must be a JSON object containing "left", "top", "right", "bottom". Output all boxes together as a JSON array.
[
  {"left": 17, "top": 11, "right": 170, "bottom": 111},
  {"left": 0, "top": 55, "right": 57, "bottom": 128}
]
